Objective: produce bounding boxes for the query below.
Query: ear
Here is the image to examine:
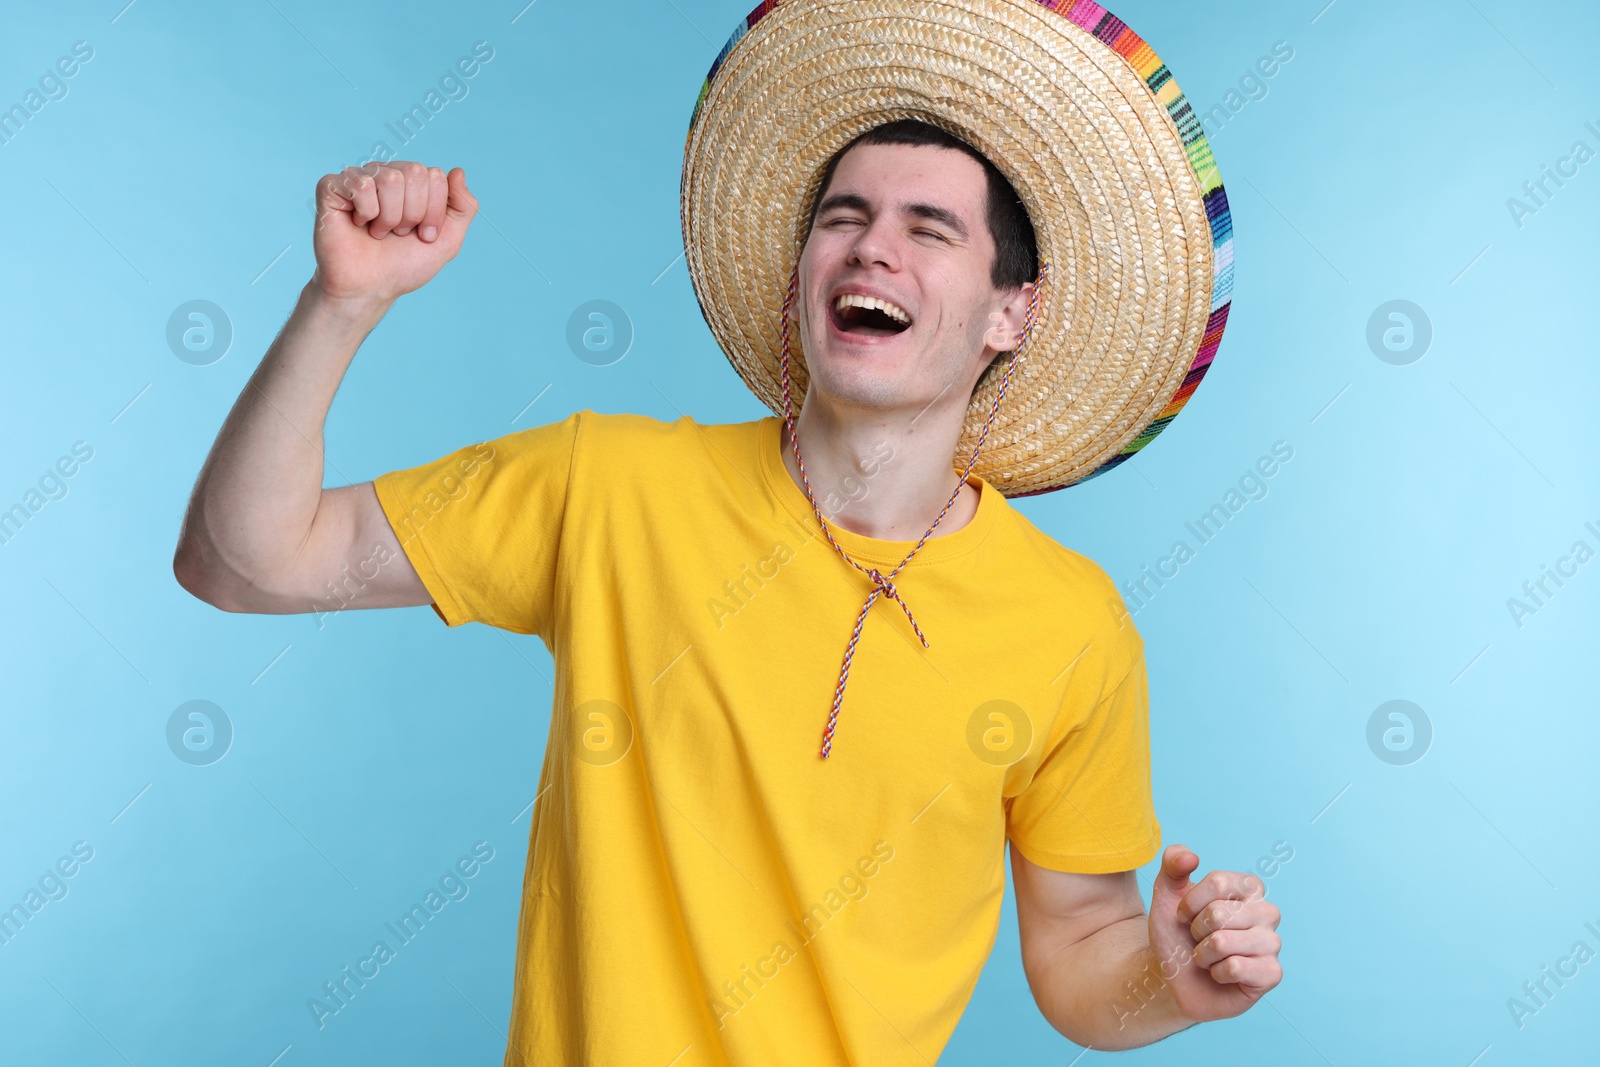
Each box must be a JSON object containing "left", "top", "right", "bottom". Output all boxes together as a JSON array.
[{"left": 981, "top": 281, "right": 1037, "bottom": 354}]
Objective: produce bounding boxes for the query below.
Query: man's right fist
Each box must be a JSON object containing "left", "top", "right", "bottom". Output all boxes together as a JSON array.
[{"left": 311, "top": 162, "right": 478, "bottom": 304}]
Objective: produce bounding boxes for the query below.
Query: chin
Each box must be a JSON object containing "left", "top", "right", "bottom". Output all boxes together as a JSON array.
[{"left": 803, "top": 353, "right": 934, "bottom": 415}]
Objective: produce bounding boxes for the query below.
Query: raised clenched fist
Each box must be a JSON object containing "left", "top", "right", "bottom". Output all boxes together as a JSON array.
[{"left": 311, "top": 161, "right": 479, "bottom": 304}]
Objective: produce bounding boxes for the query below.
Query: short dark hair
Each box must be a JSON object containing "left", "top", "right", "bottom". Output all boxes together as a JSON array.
[{"left": 805, "top": 118, "right": 1038, "bottom": 293}]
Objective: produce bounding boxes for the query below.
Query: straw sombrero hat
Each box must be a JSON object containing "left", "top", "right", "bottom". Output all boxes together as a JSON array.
[{"left": 680, "top": 0, "right": 1234, "bottom": 498}]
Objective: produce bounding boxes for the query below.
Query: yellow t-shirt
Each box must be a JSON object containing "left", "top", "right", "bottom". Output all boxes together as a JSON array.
[{"left": 372, "top": 410, "right": 1160, "bottom": 1066}]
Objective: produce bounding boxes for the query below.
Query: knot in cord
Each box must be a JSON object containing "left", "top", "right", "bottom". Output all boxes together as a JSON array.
[{"left": 862, "top": 567, "right": 929, "bottom": 648}]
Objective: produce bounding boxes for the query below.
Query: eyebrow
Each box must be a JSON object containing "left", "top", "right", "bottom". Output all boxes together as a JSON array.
[{"left": 813, "top": 191, "right": 970, "bottom": 242}]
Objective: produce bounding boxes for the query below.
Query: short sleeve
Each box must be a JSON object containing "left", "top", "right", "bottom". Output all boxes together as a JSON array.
[
  {"left": 1005, "top": 639, "right": 1161, "bottom": 875},
  {"left": 371, "top": 410, "right": 583, "bottom": 638}
]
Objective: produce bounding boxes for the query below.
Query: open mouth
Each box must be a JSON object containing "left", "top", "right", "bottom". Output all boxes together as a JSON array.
[{"left": 828, "top": 296, "right": 913, "bottom": 339}]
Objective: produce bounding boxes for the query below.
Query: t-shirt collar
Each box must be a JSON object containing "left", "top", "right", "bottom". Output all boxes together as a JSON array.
[{"left": 756, "top": 415, "right": 999, "bottom": 568}]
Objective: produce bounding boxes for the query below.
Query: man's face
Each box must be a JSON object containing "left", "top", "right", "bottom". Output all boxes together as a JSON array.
[{"left": 793, "top": 141, "right": 1032, "bottom": 420}]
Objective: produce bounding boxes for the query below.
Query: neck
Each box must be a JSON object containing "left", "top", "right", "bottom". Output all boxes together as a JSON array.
[{"left": 778, "top": 391, "right": 981, "bottom": 541}]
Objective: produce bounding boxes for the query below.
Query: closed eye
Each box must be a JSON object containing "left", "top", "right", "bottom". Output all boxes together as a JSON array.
[{"left": 825, "top": 219, "right": 947, "bottom": 241}]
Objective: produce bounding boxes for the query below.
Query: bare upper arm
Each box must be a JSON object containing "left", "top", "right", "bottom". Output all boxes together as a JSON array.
[
  {"left": 189, "top": 482, "right": 431, "bottom": 615},
  {"left": 298, "top": 480, "right": 432, "bottom": 611},
  {"left": 1009, "top": 841, "right": 1146, "bottom": 976}
]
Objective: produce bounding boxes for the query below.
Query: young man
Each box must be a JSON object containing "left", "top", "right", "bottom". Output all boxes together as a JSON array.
[{"left": 174, "top": 3, "right": 1279, "bottom": 1064}]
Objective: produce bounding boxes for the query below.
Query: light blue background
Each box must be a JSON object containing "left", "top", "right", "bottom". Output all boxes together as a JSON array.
[{"left": 2, "top": 0, "right": 1596, "bottom": 1064}]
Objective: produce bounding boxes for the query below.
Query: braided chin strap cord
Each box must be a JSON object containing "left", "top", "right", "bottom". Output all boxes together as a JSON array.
[{"left": 778, "top": 260, "right": 1050, "bottom": 759}]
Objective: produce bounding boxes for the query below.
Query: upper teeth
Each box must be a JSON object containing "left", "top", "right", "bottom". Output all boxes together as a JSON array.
[{"left": 834, "top": 293, "right": 910, "bottom": 324}]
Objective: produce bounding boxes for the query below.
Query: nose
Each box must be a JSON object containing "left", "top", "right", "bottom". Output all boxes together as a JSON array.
[{"left": 847, "top": 217, "right": 901, "bottom": 271}]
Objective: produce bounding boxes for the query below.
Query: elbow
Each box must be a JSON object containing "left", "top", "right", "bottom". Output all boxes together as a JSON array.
[
  {"left": 172, "top": 541, "right": 220, "bottom": 608},
  {"left": 173, "top": 538, "right": 304, "bottom": 615},
  {"left": 172, "top": 539, "right": 246, "bottom": 612},
  {"left": 171, "top": 497, "right": 283, "bottom": 612}
]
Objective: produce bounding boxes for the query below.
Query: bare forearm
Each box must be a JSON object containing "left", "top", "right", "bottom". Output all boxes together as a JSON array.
[
  {"left": 1029, "top": 916, "right": 1196, "bottom": 1050},
  {"left": 174, "top": 280, "right": 390, "bottom": 597}
]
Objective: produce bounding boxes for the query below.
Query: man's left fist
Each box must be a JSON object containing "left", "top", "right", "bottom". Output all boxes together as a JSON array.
[{"left": 1147, "top": 843, "right": 1283, "bottom": 1022}]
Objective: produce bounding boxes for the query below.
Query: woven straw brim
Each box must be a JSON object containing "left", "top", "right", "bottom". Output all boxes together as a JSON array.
[{"left": 681, "top": 0, "right": 1233, "bottom": 497}]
